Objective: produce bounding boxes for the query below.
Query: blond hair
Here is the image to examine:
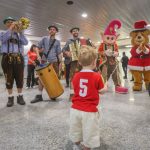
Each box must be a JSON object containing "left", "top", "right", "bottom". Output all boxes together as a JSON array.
[{"left": 78, "top": 45, "right": 97, "bottom": 66}]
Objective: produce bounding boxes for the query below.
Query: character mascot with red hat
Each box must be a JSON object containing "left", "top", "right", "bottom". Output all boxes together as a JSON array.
[
  {"left": 128, "top": 20, "right": 150, "bottom": 91},
  {"left": 98, "top": 19, "right": 128, "bottom": 93}
]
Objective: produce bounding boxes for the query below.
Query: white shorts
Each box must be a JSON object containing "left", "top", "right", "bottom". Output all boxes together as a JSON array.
[{"left": 69, "top": 108, "right": 100, "bottom": 148}]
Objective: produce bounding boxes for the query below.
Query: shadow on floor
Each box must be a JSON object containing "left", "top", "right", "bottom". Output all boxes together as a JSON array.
[{"left": 64, "top": 138, "right": 109, "bottom": 150}]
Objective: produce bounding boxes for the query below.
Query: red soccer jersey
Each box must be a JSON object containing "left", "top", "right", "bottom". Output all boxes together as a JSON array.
[{"left": 72, "top": 70, "right": 104, "bottom": 112}]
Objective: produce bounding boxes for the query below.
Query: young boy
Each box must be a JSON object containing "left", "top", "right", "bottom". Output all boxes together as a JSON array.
[{"left": 69, "top": 45, "right": 105, "bottom": 150}]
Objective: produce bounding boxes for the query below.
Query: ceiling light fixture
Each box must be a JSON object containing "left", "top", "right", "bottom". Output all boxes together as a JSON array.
[
  {"left": 81, "top": 13, "right": 88, "bottom": 18},
  {"left": 66, "top": 1, "right": 74, "bottom": 5}
]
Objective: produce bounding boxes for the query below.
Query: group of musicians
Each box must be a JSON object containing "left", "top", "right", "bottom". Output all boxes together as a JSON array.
[{"left": 0, "top": 16, "right": 95, "bottom": 107}]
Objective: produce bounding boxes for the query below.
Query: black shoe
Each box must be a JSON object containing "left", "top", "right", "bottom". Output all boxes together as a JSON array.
[
  {"left": 123, "top": 76, "right": 127, "bottom": 79},
  {"left": 7, "top": 96, "right": 14, "bottom": 107},
  {"left": 51, "top": 98, "right": 56, "bottom": 101},
  {"left": 30, "top": 95, "right": 43, "bottom": 103},
  {"left": 17, "top": 95, "right": 26, "bottom": 105}
]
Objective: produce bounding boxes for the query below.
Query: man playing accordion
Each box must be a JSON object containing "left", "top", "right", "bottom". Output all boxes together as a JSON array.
[{"left": 62, "top": 27, "right": 95, "bottom": 100}]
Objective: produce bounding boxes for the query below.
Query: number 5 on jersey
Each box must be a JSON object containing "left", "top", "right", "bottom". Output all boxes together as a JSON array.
[{"left": 79, "top": 79, "right": 88, "bottom": 97}]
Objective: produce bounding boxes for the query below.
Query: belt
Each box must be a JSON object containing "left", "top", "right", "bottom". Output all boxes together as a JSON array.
[
  {"left": 3, "top": 53, "right": 21, "bottom": 56},
  {"left": 133, "top": 55, "right": 150, "bottom": 59}
]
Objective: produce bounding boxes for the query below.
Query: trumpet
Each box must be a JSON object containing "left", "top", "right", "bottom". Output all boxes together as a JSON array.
[{"left": 13, "top": 17, "right": 30, "bottom": 32}]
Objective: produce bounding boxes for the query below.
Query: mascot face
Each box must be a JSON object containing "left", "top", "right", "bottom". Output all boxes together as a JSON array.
[
  {"left": 102, "top": 34, "right": 117, "bottom": 44},
  {"left": 130, "top": 30, "right": 150, "bottom": 46}
]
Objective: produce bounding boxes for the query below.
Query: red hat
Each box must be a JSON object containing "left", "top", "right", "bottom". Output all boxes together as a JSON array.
[
  {"left": 104, "top": 19, "right": 121, "bottom": 36},
  {"left": 133, "top": 20, "right": 148, "bottom": 31}
]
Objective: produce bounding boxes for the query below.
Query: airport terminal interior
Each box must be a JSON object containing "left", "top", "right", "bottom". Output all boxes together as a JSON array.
[{"left": 0, "top": 0, "right": 150, "bottom": 150}]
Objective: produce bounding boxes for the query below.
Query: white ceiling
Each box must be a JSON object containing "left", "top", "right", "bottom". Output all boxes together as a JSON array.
[{"left": 0, "top": 0, "right": 150, "bottom": 43}]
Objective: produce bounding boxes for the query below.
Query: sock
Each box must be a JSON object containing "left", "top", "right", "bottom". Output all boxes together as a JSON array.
[
  {"left": 18, "top": 93, "right": 23, "bottom": 96},
  {"left": 8, "top": 93, "right": 13, "bottom": 98},
  {"left": 38, "top": 90, "right": 42, "bottom": 95}
]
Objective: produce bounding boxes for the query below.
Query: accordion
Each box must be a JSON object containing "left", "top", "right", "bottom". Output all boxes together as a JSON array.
[{"left": 69, "top": 38, "right": 93, "bottom": 61}]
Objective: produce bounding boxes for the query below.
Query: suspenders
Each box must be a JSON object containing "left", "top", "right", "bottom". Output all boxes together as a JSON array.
[{"left": 7, "top": 32, "right": 20, "bottom": 53}]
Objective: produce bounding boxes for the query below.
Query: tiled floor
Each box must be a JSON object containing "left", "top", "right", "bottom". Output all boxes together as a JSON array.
[{"left": 0, "top": 77, "right": 149, "bottom": 150}]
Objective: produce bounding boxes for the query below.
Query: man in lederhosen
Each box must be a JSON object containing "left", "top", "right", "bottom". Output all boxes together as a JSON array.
[
  {"left": 0, "top": 17, "right": 28, "bottom": 107},
  {"left": 62, "top": 27, "right": 94, "bottom": 100},
  {"left": 31, "top": 25, "right": 62, "bottom": 103}
]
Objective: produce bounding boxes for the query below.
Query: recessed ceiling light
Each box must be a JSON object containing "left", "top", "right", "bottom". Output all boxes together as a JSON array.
[
  {"left": 81, "top": 13, "right": 88, "bottom": 18},
  {"left": 66, "top": 1, "right": 74, "bottom": 5},
  {"left": 80, "top": 36, "right": 84, "bottom": 39}
]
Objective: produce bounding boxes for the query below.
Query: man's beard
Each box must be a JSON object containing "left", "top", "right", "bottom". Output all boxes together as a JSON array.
[
  {"left": 50, "top": 33, "right": 55, "bottom": 37},
  {"left": 73, "top": 33, "right": 78, "bottom": 38}
]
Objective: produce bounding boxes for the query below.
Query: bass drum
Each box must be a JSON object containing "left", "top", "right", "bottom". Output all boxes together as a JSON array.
[{"left": 36, "top": 63, "right": 64, "bottom": 99}]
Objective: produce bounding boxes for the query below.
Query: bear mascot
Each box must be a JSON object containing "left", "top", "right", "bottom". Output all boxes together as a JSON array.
[{"left": 128, "top": 20, "right": 150, "bottom": 91}]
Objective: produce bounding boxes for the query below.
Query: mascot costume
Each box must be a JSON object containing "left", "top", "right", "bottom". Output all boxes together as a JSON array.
[
  {"left": 98, "top": 19, "right": 128, "bottom": 94},
  {"left": 128, "top": 20, "right": 150, "bottom": 91}
]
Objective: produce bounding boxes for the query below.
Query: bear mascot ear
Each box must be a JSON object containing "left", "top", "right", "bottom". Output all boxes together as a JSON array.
[
  {"left": 130, "top": 31, "right": 136, "bottom": 37},
  {"left": 145, "top": 30, "right": 150, "bottom": 36}
]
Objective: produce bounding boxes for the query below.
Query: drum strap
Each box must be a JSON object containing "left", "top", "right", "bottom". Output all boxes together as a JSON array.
[{"left": 45, "top": 39, "right": 56, "bottom": 59}]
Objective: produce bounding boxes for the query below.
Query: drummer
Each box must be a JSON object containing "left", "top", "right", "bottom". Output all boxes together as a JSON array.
[{"left": 31, "top": 25, "right": 62, "bottom": 103}]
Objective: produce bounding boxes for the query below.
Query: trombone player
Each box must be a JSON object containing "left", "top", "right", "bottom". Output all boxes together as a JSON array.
[{"left": 0, "top": 17, "right": 28, "bottom": 107}]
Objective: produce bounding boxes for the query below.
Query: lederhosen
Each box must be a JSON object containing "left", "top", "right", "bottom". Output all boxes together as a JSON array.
[
  {"left": 1, "top": 33, "right": 24, "bottom": 89},
  {"left": 101, "top": 44, "right": 121, "bottom": 86}
]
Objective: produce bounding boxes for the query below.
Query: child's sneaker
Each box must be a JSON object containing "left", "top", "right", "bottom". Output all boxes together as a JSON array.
[{"left": 115, "top": 86, "right": 128, "bottom": 94}]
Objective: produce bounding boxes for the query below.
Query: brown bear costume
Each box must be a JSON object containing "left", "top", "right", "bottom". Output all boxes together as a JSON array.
[{"left": 128, "top": 20, "right": 150, "bottom": 91}]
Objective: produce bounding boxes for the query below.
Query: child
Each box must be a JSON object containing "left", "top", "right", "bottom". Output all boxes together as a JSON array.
[{"left": 69, "top": 45, "right": 105, "bottom": 150}]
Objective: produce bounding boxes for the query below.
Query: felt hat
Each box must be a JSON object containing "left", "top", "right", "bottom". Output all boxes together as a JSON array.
[
  {"left": 48, "top": 25, "right": 59, "bottom": 32},
  {"left": 70, "top": 27, "right": 80, "bottom": 33},
  {"left": 3, "top": 16, "right": 16, "bottom": 24}
]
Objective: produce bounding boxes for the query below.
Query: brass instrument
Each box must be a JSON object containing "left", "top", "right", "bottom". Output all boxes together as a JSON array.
[{"left": 13, "top": 17, "right": 30, "bottom": 32}]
